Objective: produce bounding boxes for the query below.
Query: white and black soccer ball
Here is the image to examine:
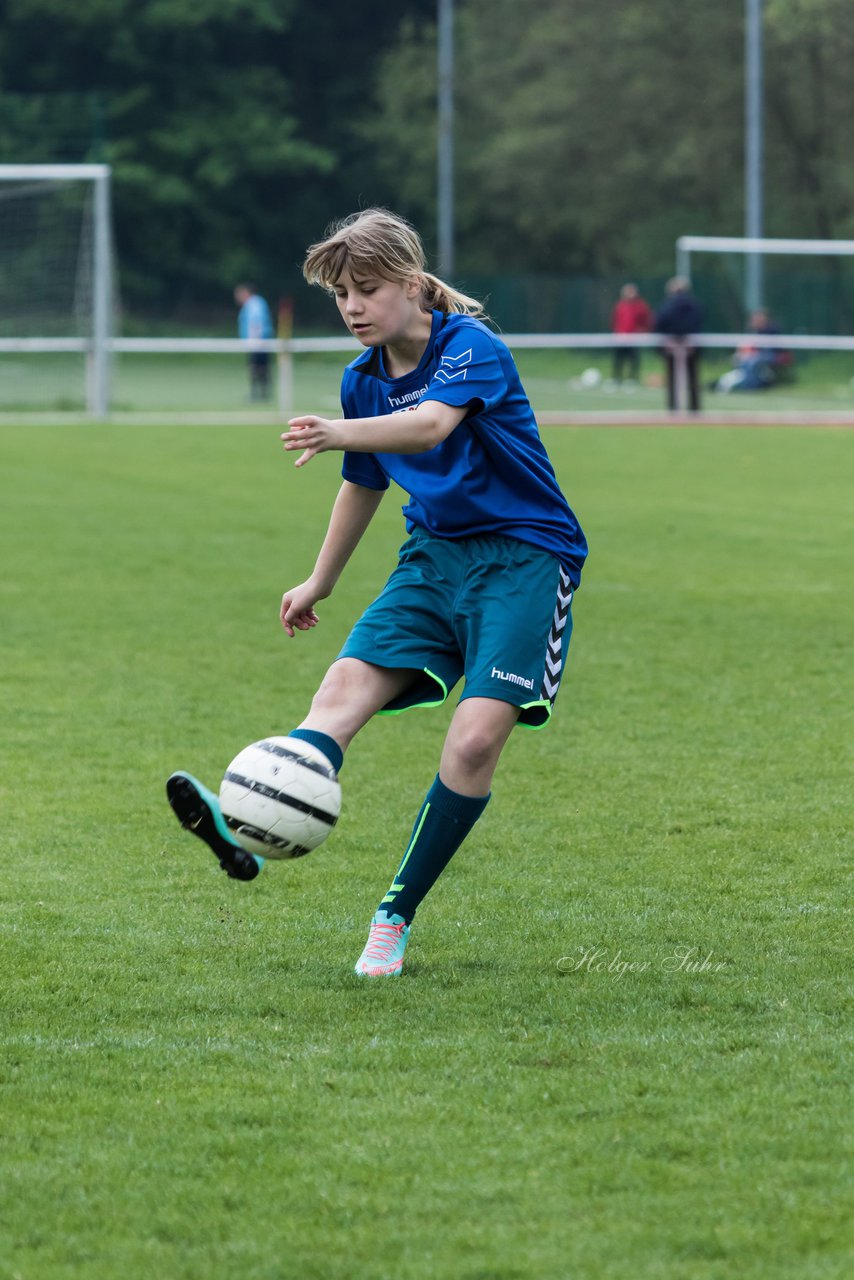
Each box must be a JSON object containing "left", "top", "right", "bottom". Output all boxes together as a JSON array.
[{"left": 219, "top": 737, "right": 341, "bottom": 860}]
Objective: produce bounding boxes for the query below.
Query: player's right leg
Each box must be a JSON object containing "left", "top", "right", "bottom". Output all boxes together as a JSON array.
[
  {"left": 167, "top": 660, "right": 415, "bottom": 880},
  {"left": 295, "top": 657, "right": 418, "bottom": 751},
  {"left": 166, "top": 771, "right": 263, "bottom": 881}
]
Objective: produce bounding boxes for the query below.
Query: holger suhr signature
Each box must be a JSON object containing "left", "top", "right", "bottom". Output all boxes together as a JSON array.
[{"left": 557, "top": 945, "right": 729, "bottom": 979}]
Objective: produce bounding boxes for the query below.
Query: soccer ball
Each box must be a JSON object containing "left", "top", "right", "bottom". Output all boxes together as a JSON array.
[{"left": 218, "top": 737, "right": 341, "bottom": 860}]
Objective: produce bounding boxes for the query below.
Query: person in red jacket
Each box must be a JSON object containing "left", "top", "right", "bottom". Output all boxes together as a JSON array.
[{"left": 610, "top": 283, "right": 653, "bottom": 384}]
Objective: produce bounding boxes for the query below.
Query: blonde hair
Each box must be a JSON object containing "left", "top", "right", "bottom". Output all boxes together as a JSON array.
[{"left": 302, "top": 208, "right": 484, "bottom": 317}]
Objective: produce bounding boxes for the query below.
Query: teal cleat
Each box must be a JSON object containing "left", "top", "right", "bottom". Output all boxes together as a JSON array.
[
  {"left": 166, "top": 771, "right": 263, "bottom": 882},
  {"left": 354, "top": 910, "right": 410, "bottom": 976}
]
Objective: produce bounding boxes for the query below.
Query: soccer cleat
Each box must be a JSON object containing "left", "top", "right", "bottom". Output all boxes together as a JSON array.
[
  {"left": 354, "top": 910, "right": 410, "bottom": 977},
  {"left": 166, "top": 771, "right": 263, "bottom": 881}
]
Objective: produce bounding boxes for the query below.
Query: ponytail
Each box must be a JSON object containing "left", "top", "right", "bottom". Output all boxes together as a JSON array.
[
  {"left": 420, "top": 271, "right": 484, "bottom": 317},
  {"left": 303, "top": 208, "right": 486, "bottom": 319}
]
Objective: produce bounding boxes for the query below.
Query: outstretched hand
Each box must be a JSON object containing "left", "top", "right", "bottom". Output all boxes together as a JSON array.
[
  {"left": 281, "top": 416, "right": 343, "bottom": 467},
  {"left": 280, "top": 582, "right": 321, "bottom": 638}
]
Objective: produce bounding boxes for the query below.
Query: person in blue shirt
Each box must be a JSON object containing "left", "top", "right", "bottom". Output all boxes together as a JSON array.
[
  {"left": 172, "top": 210, "right": 587, "bottom": 977},
  {"left": 234, "top": 282, "right": 274, "bottom": 401}
]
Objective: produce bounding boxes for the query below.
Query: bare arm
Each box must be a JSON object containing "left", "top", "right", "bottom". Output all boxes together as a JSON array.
[
  {"left": 280, "top": 480, "right": 385, "bottom": 636},
  {"left": 280, "top": 399, "right": 467, "bottom": 468}
]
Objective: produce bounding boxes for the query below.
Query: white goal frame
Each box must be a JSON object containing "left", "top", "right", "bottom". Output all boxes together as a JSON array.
[
  {"left": 676, "top": 235, "right": 854, "bottom": 315},
  {"left": 0, "top": 163, "right": 113, "bottom": 417}
]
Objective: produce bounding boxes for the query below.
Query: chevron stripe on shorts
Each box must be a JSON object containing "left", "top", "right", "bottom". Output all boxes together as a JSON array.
[{"left": 540, "top": 567, "right": 573, "bottom": 704}]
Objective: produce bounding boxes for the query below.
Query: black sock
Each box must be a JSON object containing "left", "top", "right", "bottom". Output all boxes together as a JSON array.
[
  {"left": 379, "top": 775, "right": 489, "bottom": 924},
  {"left": 287, "top": 728, "right": 344, "bottom": 774}
]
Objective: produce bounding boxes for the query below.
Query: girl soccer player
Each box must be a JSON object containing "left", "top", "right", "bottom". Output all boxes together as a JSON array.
[{"left": 167, "top": 208, "right": 587, "bottom": 976}]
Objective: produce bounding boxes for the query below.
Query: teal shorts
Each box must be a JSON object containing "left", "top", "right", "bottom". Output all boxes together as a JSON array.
[{"left": 338, "top": 527, "right": 574, "bottom": 729}]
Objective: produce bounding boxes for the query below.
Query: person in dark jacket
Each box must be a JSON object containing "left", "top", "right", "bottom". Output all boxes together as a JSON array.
[{"left": 654, "top": 276, "right": 703, "bottom": 412}]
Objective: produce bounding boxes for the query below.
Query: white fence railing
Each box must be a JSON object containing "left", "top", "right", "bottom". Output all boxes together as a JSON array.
[{"left": 1, "top": 332, "right": 854, "bottom": 416}]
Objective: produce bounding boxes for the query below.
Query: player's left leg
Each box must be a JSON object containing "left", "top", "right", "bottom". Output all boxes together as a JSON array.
[
  {"left": 356, "top": 535, "right": 574, "bottom": 976},
  {"left": 354, "top": 698, "right": 516, "bottom": 976},
  {"left": 439, "top": 695, "right": 520, "bottom": 796},
  {"left": 380, "top": 697, "right": 517, "bottom": 917}
]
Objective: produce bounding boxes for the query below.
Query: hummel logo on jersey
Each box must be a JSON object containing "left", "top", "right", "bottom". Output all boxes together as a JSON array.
[
  {"left": 388, "top": 384, "right": 428, "bottom": 409},
  {"left": 435, "top": 348, "right": 473, "bottom": 383},
  {"left": 491, "top": 667, "right": 534, "bottom": 691}
]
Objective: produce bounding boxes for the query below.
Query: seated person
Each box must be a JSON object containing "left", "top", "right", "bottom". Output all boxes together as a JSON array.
[{"left": 713, "top": 309, "right": 788, "bottom": 392}]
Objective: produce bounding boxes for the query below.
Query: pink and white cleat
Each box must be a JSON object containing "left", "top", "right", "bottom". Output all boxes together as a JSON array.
[{"left": 354, "top": 911, "right": 410, "bottom": 977}]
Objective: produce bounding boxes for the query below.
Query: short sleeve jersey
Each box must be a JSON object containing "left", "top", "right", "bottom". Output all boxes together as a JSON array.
[
  {"left": 340, "top": 311, "right": 588, "bottom": 586},
  {"left": 238, "top": 294, "right": 273, "bottom": 340}
]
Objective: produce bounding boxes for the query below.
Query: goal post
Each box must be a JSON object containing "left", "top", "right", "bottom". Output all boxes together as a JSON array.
[
  {"left": 677, "top": 234, "right": 854, "bottom": 274},
  {"left": 0, "top": 163, "right": 113, "bottom": 417},
  {"left": 91, "top": 166, "right": 113, "bottom": 418},
  {"left": 676, "top": 235, "right": 854, "bottom": 326}
]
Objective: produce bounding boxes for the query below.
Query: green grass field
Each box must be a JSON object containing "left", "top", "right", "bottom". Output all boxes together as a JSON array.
[{"left": 1, "top": 421, "right": 851, "bottom": 1279}]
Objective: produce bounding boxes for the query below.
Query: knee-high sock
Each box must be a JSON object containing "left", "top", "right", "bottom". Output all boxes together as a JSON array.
[
  {"left": 287, "top": 728, "right": 344, "bottom": 774},
  {"left": 380, "top": 775, "right": 489, "bottom": 924}
]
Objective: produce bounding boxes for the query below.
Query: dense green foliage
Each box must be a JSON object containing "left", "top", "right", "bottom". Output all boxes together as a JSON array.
[
  {"left": 1, "top": 421, "right": 851, "bottom": 1277},
  {"left": 0, "top": 0, "right": 853, "bottom": 315},
  {"left": 0, "top": 0, "right": 421, "bottom": 312},
  {"left": 370, "top": 0, "right": 854, "bottom": 277}
]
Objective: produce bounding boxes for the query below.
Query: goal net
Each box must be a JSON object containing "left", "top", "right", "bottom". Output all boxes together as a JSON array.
[{"left": 0, "top": 165, "right": 116, "bottom": 415}]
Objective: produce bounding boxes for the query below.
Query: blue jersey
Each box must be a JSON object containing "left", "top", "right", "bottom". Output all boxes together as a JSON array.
[
  {"left": 238, "top": 294, "right": 273, "bottom": 340},
  {"left": 340, "top": 310, "right": 588, "bottom": 585}
]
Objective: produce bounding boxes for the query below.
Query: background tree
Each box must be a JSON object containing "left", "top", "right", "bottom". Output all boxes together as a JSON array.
[
  {"left": 0, "top": 0, "right": 852, "bottom": 325},
  {"left": 764, "top": 0, "right": 854, "bottom": 242},
  {"left": 0, "top": 0, "right": 421, "bottom": 316}
]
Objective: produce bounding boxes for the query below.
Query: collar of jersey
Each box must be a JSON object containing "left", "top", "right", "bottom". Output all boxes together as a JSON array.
[{"left": 351, "top": 310, "right": 450, "bottom": 383}]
